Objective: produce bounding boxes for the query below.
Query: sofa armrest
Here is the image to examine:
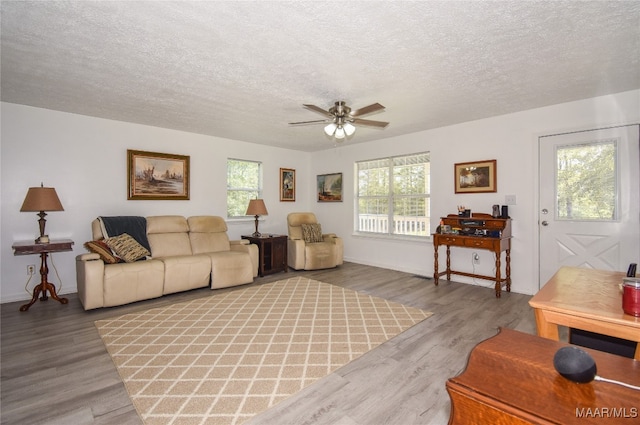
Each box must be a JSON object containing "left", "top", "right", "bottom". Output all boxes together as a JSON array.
[
  {"left": 75, "top": 254, "right": 105, "bottom": 310},
  {"left": 322, "top": 234, "right": 344, "bottom": 266},
  {"left": 287, "top": 238, "right": 307, "bottom": 270},
  {"left": 230, "top": 240, "right": 259, "bottom": 277},
  {"left": 230, "top": 239, "right": 250, "bottom": 246},
  {"left": 77, "top": 252, "right": 101, "bottom": 261}
]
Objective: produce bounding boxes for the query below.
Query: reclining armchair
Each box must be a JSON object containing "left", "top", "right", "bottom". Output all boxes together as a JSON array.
[{"left": 287, "top": 212, "right": 344, "bottom": 270}]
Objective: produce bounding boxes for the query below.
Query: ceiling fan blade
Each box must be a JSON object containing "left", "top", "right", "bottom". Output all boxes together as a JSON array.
[
  {"left": 289, "top": 119, "right": 331, "bottom": 126},
  {"left": 303, "top": 104, "right": 334, "bottom": 118},
  {"left": 351, "top": 118, "right": 389, "bottom": 128},
  {"left": 350, "top": 103, "right": 385, "bottom": 117}
]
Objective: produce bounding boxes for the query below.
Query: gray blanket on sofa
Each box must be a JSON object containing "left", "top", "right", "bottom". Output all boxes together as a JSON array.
[{"left": 99, "top": 216, "right": 151, "bottom": 252}]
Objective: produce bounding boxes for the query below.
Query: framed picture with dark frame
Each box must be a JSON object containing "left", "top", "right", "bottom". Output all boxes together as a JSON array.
[
  {"left": 317, "top": 172, "right": 343, "bottom": 202},
  {"left": 454, "top": 159, "right": 497, "bottom": 193},
  {"left": 280, "top": 168, "right": 295, "bottom": 201},
  {"left": 127, "top": 149, "right": 190, "bottom": 200}
]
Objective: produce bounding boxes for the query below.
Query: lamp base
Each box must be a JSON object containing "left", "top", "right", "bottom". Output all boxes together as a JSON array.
[{"left": 252, "top": 215, "right": 262, "bottom": 238}]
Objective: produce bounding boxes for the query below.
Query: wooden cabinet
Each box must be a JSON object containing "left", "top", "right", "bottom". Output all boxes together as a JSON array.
[
  {"left": 242, "top": 235, "right": 288, "bottom": 277},
  {"left": 433, "top": 214, "right": 511, "bottom": 297}
]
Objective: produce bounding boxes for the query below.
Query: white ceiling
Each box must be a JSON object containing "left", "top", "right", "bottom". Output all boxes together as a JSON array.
[{"left": 2, "top": 1, "right": 639, "bottom": 152}]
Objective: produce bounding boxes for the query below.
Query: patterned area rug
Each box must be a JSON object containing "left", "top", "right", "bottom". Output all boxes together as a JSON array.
[{"left": 95, "top": 277, "right": 432, "bottom": 425}]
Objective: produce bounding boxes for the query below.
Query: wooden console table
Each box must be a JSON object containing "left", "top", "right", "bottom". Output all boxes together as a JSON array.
[
  {"left": 241, "top": 234, "right": 288, "bottom": 277},
  {"left": 433, "top": 214, "right": 511, "bottom": 297},
  {"left": 530, "top": 266, "right": 640, "bottom": 360},
  {"left": 447, "top": 328, "right": 640, "bottom": 424},
  {"left": 12, "top": 239, "right": 74, "bottom": 311}
]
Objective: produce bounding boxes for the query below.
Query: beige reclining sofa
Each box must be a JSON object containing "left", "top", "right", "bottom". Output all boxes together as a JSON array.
[{"left": 76, "top": 215, "right": 258, "bottom": 310}]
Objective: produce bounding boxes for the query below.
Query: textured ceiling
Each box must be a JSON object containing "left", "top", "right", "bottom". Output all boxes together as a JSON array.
[{"left": 1, "top": 1, "right": 639, "bottom": 152}]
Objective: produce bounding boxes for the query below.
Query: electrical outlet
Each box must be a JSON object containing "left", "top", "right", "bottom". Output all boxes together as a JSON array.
[
  {"left": 472, "top": 252, "right": 480, "bottom": 265},
  {"left": 505, "top": 194, "right": 517, "bottom": 205},
  {"left": 27, "top": 264, "right": 36, "bottom": 275}
]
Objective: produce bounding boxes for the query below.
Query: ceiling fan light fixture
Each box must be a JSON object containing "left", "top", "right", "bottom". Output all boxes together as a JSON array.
[
  {"left": 324, "top": 123, "right": 337, "bottom": 136},
  {"left": 291, "top": 101, "right": 388, "bottom": 141},
  {"left": 344, "top": 122, "right": 356, "bottom": 136}
]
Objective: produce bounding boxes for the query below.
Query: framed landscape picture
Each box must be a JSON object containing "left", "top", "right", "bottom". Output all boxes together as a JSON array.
[
  {"left": 317, "top": 172, "right": 343, "bottom": 202},
  {"left": 127, "top": 149, "right": 190, "bottom": 200},
  {"left": 280, "top": 168, "right": 295, "bottom": 201},
  {"left": 454, "top": 159, "right": 497, "bottom": 193}
]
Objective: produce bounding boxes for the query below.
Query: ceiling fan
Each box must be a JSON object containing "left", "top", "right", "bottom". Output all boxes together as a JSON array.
[{"left": 289, "top": 101, "right": 389, "bottom": 140}]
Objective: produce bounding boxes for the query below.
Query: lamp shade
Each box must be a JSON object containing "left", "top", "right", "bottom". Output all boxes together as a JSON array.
[
  {"left": 344, "top": 122, "right": 356, "bottom": 136},
  {"left": 20, "top": 186, "right": 64, "bottom": 212},
  {"left": 246, "top": 199, "right": 268, "bottom": 216},
  {"left": 324, "top": 123, "right": 337, "bottom": 137}
]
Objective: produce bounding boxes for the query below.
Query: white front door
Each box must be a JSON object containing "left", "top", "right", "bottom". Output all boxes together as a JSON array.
[{"left": 538, "top": 125, "right": 640, "bottom": 287}]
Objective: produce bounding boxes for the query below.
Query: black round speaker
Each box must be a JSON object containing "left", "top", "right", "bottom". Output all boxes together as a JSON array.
[{"left": 553, "top": 346, "right": 597, "bottom": 383}]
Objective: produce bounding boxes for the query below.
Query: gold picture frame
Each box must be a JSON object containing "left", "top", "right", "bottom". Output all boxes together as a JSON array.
[
  {"left": 127, "top": 149, "right": 190, "bottom": 200},
  {"left": 454, "top": 159, "right": 497, "bottom": 193},
  {"left": 317, "top": 172, "right": 343, "bottom": 202},
  {"left": 280, "top": 168, "right": 295, "bottom": 201}
]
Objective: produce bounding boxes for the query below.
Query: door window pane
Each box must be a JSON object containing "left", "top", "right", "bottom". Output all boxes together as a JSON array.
[{"left": 556, "top": 140, "right": 617, "bottom": 220}]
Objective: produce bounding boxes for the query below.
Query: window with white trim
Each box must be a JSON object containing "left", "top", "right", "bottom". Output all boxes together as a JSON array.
[
  {"left": 227, "top": 159, "right": 262, "bottom": 218},
  {"left": 356, "top": 152, "right": 430, "bottom": 237}
]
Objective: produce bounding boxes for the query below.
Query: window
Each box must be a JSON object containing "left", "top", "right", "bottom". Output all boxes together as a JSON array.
[
  {"left": 356, "top": 152, "right": 430, "bottom": 237},
  {"left": 227, "top": 159, "right": 262, "bottom": 218},
  {"left": 556, "top": 140, "right": 618, "bottom": 220}
]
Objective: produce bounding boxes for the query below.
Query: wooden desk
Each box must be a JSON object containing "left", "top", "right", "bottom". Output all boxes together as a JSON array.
[
  {"left": 529, "top": 267, "right": 640, "bottom": 360},
  {"left": 12, "top": 239, "right": 74, "bottom": 311},
  {"left": 433, "top": 214, "right": 511, "bottom": 297},
  {"left": 447, "top": 328, "right": 640, "bottom": 425},
  {"left": 241, "top": 234, "right": 288, "bottom": 277}
]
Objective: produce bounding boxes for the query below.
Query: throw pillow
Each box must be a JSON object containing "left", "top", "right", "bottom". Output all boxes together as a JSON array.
[
  {"left": 301, "top": 223, "right": 323, "bottom": 243},
  {"left": 105, "top": 233, "right": 151, "bottom": 263},
  {"left": 84, "top": 240, "right": 120, "bottom": 264}
]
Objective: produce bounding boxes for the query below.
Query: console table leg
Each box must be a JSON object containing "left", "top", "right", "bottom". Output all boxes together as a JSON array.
[
  {"left": 20, "top": 252, "right": 68, "bottom": 312},
  {"left": 506, "top": 248, "right": 511, "bottom": 292},
  {"left": 445, "top": 245, "right": 451, "bottom": 280},
  {"left": 495, "top": 252, "right": 502, "bottom": 298},
  {"left": 433, "top": 245, "right": 439, "bottom": 285}
]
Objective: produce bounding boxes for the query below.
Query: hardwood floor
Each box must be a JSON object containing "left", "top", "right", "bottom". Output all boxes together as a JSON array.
[{"left": 1, "top": 262, "right": 536, "bottom": 424}]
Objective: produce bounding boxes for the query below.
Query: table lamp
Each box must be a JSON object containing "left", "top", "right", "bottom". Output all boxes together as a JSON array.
[
  {"left": 246, "top": 199, "right": 268, "bottom": 237},
  {"left": 20, "top": 184, "right": 64, "bottom": 243}
]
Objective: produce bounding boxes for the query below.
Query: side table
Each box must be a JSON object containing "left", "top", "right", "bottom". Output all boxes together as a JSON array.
[
  {"left": 12, "top": 239, "right": 74, "bottom": 311},
  {"left": 241, "top": 234, "right": 288, "bottom": 277}
]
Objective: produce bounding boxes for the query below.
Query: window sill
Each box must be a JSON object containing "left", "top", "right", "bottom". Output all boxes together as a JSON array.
[
  {"left": 352, "top": 232, "right": 431, "bottom": 243},
  {"left": 227, "top": 217, "right": 263, "bottom": 224}
]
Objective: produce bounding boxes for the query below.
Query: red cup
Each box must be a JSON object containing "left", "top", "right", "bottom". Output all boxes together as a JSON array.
[{"left": 622, "top": 278, "right": 640, "bottom": 317}]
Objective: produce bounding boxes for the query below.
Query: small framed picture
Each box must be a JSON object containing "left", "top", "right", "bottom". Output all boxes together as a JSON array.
[
  {"left": 454, "top": 159, "right": 497, "bottom": 193},
  {"left": 127, "top": 149, "right": 190, "bottom": 200},
  {"left": 317, "top": 172, "right": 343, "bottom": 202},
  {"left": 280, "top": 168, "right": 295, "bottom": 201}
]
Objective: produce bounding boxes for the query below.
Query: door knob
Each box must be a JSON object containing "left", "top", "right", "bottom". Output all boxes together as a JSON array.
[{"left": 541, "top": 221, "right": 549, "bottom": 226}]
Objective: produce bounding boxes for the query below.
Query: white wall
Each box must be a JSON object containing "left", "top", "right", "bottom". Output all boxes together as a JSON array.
[
  {"left": 311, "top": 90, "right": 640, "bottom": 295},
  {"left": 2, "top": 90, "right": 638, "bottom": 303},
  {"left": 0, "top": 103, "right": 311, "bottom": 303}
]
